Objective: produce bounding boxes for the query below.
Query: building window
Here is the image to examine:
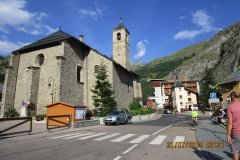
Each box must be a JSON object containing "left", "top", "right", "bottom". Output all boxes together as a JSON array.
[
  {"left": 117, "top": 32, "right": 121, "bottom": 40},
  {"left": 77, "top": 65, "right": 82, "bottom": 82},
  {"left": 180, "top": 102, "right": 183, "bottom": 106},
  {"left": 35, "top": 54, "right": 44, "bottom": 66},
  {"left": 179, "top": 88, "right": 181, "bottom": 91},
  {"left": 179, "top": 95, "right": 182, "bottom": 99},
  {"left": 188, "top": 91, "right": 191, "bottom": 96},
  {"left": 94, "top": 65, "right": 99, "bottom": 73},
  {"left": 188, "top": 98, "right": 192, "bottom": 102}
]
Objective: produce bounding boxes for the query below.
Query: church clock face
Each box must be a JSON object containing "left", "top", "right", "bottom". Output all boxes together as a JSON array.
[{"left": 116, "top": 46, "right": 122, "bottom": 52}]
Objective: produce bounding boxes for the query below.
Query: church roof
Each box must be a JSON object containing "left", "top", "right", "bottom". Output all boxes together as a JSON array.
[
  {"left": 113, "top": 20, "right": 130, "bottom": 34},
  {"left": 114, "top": 21, "right": 125, "bottom": 30},
  {"left": 13, "top": 30, "right": 88, "bottom": 54}
]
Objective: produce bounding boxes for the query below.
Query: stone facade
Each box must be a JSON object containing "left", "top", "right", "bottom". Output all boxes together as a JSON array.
[
  {"left": 84, "top": 49, "right": 113, "bottom": 109},
  {"left": 113, "top": 63, "right": 134, "bottom": 108},
  {"left": 2, "top": 21, "right": 142, "bottom": 115},
  {"left": 59, "top": 41, "right": 85, "bottom": 106},
  {"left": 12, "top": 44, "right": 63, "bottom": 114}
]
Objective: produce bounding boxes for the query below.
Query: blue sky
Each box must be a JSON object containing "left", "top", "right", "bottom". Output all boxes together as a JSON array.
[{"left": 0, "top": 0, "right": 239, "bottom": 63}]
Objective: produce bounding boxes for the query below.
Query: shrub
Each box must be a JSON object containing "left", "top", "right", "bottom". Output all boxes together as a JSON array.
[
  {"left": 4, "top": 107, "right": 20, "bottom": 118},
  {"left": 139, "top": 109, "right": 145, "bottom": 115},
  {"left": 128, "top": 107, "right": 154, "bottom": 116},
  {"left": 86, "top": 109, "right": 93, "bottom": 120},
  {"left": 129, "top": 100, "right": 141, "bottom": 110}
]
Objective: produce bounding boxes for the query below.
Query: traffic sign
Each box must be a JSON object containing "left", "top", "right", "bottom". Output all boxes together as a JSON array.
[{"left": 210, "top": 92, "right": 217, "bottom": 99}]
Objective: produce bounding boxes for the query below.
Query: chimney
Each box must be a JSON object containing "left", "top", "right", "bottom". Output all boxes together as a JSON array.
[{"left": 79, "top": 35, "right": 84, "bottom": 42}]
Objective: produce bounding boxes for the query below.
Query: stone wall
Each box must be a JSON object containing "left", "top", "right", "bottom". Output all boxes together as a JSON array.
[
  {"left": 13, "top": 44, "right": 63, "bottom": 114},
  {"left": 59, "top": 41, "right": 84, "bottom": 106},
  {"left": 2, "top": 54, "right": 20, "bottom": 111},
  {"left": 85, "top": 50, "right": 113, "bottom": 109},
  {"left": 113, "top": 64, "right": 134, "bottom": 108}
]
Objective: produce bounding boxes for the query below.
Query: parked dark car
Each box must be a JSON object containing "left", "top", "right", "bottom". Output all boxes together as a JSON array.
[{"left": 103, "top": 109, "right": 132, "bottom": 125}]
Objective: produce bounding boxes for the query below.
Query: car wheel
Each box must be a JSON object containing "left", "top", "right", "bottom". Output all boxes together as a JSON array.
[
  {"left": 125, "top": 119, "right": 129, "bottom": 124},
  {"left": 116, "top": 119, "right": 119, "bottom": 126},
  {"left": 105, "top": 123, "right": 108, "bottom": 126}
]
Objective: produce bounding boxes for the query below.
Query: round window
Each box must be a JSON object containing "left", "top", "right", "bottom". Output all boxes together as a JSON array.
[{"left": 35, "top": 54, "right": 45, "bottom": 66}]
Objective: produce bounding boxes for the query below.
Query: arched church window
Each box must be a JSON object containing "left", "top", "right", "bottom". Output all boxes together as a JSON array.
[
  {"left": 35, "top": 54, "right": 45, "bottom": 66},
  {"left": 117, "top": 33, "right": 121, "bottom": 40}
]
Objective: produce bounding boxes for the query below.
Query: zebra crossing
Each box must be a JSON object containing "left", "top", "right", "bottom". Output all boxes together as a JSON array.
[{"left": 49, "top": 132, "right": 185, "bottom": 146}]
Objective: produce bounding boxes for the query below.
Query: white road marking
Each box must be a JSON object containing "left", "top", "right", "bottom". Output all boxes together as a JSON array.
[
  {"left": 111, "top": 134, "right": 136, "bottom": 142},
  {"left": 78, "top": 133, "right": 107, "bottom": 140},
  {"left": 122, "top": 144, "right": 138, "bottom": 154},
  {"left": 173, "top": 136, "right": 185, "bottom": 143},
  {"left": 149, "top": 135, "right": 167, "bottom": 145},
  {"left": 63, "top": 133, "right": 93, "bottom": 139},
  {"left": 113, "top": 156, "right": 121, "bottom": 160},
  {"left": 152, "top": 124, "right": 172, "bottom": 135},
  {"left": 94, "top": 133, "right": 121, "bottom": 141},
  {"left": 129, "top": 135, "right": 150, "bottom": 144},
  {"left": 49, "top": 132, "right": 81, "bottom": 139}
]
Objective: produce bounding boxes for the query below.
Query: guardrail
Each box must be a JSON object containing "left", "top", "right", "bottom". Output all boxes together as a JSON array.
[
  {"left": 0, "top": 117, "right": 32, "bottom": 136},
  {"left": 47, "top": 115, "right": 71, "bottom": 131}
]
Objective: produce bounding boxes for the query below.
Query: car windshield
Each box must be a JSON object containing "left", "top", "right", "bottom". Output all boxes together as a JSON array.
[{"left": 111, "top": 111, "right": 120, "bottom": 115}]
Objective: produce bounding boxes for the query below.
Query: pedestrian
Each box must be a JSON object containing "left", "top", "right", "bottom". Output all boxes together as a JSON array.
[{"left": 227, "top": 91, "right": 240, "bottom": 160}]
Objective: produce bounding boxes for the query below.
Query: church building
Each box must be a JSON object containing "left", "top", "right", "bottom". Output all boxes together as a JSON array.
[{"left": 1, "top": 20, "right": 142, "bottom": 116}]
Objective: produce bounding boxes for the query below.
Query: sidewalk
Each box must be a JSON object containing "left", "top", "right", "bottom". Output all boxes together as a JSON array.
[
  {"left": 0, "top": 122, "right": 103, "bottom": 145},
  {"left": 195, "top": 120, "right": 232, "bottom": 160}
]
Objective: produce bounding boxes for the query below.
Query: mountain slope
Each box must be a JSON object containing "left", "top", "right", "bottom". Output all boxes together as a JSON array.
[
  {"left": 135, "top": 22, "right": 240, "bottom": 84},
  {"left": 134, "top": 42, "right": 205, "bottom": 79}
]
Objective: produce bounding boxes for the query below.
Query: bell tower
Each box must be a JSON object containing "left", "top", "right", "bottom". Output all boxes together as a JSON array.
[{"left": 113, "top": 19, "right": 130, "bottom": 70}]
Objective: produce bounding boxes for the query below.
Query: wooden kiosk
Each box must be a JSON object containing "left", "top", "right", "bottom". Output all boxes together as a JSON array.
[{"left": 46, "top": 102, "right": 86, "bottom": 128}]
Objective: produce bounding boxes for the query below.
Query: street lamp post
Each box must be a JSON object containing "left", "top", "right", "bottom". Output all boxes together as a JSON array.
[{"left": 48, "top": 77, "right": 55, "bottom": 103}]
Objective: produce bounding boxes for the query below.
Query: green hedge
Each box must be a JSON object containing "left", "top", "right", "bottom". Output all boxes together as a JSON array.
[
  {"left": 127, "top": 108, "right": 154, "bottom": 116},
  {"left": 129, "top": 100, "right": 141, "bottom": 110},
  {"left": 4, "top": 107, "right": 20, "bottom": 118}
]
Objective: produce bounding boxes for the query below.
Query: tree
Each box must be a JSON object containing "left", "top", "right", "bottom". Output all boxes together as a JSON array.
[
  {"left": 140, "top": 79, "right": 152, "bottom": 105},
  {"left": 199, "top": 67, "right": 216, "bottom": 106},
  {"left": 91, "top": 63, "right": 117, "bottom": 116}
]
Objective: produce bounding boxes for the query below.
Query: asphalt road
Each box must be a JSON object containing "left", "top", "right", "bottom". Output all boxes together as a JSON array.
[{"left": 0, "top": 114, "right": 210, "bottom": 160}]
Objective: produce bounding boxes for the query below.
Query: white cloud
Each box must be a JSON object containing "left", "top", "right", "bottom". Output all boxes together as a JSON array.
[
  {"left": 79, "top": 9, "right": 98, "bottom": 20},
  {"left": 174, "top": 30, "right": 201, "bottom": 40},
  {"left": 79, "top": 1, "right": 104, "bottom": 20},
  {"left": 0, "top": 39, "right": 29, "bottom": 55},
  {"left": 0, "top": 0, "right": 56, "bottom": 35},
  {"left": 134, "top": 40, "right": 148, "bottom": 59},
  {"left": 179, "top": 16, "right": 187, "bottom": 20},
  {"left": 174, "top": 10, "right": 220, "bottom": 40}
]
